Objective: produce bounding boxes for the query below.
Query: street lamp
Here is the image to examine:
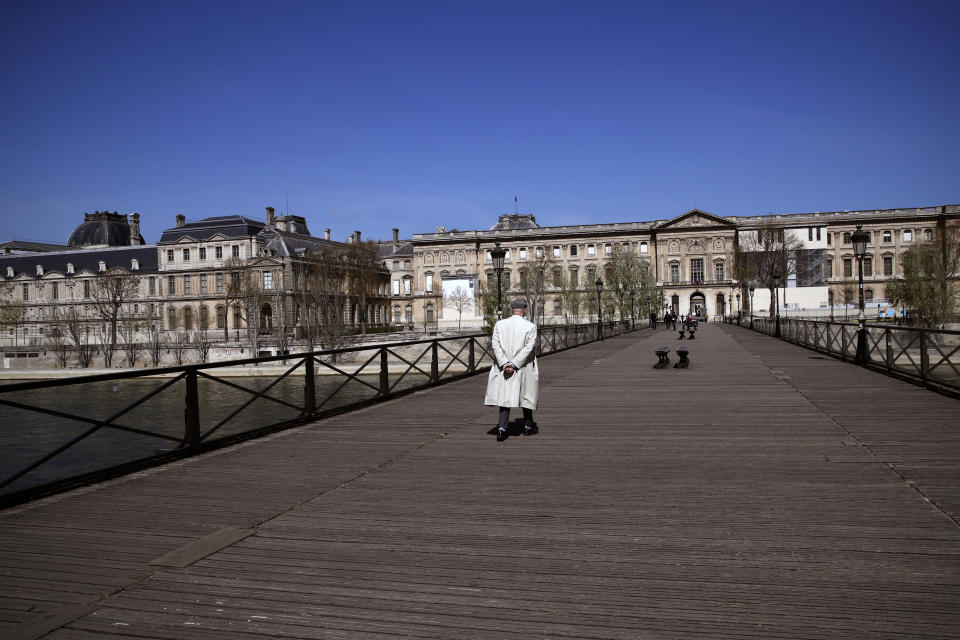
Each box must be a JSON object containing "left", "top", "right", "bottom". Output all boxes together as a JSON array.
[
  {"left": 736, "top": 291, "right": 741, "bottom": 326},
  {"left": 773, "top": 269, "right": 782, "bottom": 338},
  {"left": 595, "top": 278, "right": 604, "bottom": 340},
  {"left": 491, "top": 242, "right": 506, "bottom": 321},
  {"left": 749, "top": 285, "right": 755, "bottom": 329},
  {"left": 851, "top": 224, "right": 870, "bottom": 364}
]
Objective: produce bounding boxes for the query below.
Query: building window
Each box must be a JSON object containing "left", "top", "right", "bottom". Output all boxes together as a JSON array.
[
  {"left": 825, "top": 258, "right": 833, "bottom": 278},
  {"left": 216, "top": 273, "right": 224, "bottom": 293},
  {"left": 426, "top": 304, "right": 434, "bottom": 322},
  {"left": 393, "top": 305, "right": 401, "bottom": 323},
  {"left": 924, "top": 229, "right": 933, "bottom": 241},
  {"left": 216, "top": 306, "right": 226, "bottom": 329},
  {"left": 403, "top": 278, "right": 411, "bottom": 294},
  {"left": 519, "top": 248, "right": 527, "bottom": 260},
  {"left": 842, "top": 258, "right": 852, "bottom": 277},
  {"left": 827, "top": 233, "right": 832, "bottom": 246},
  {"left": 404, "top": 260, "right": 411, "bottom": 269},
  {"left": 715, "top": 262, "right": 724, "bottom": 281},
  {"left": 199, "top": 247, "right": 206, "bottom": 260},
  {"left": 21, "top": 283, "right": 28, "bottom": 301},
  {"left": 865, "top": 288, "right": 874, "bottom": 302},
  {"left": 393, "top": 280, "right": 400, "bottom": 295},
  {"left": 52, "top": 282, "right": 59, "bottom": 300},
  {"left": 168, "top": 307, "right": 178, "bottom": 330},
  {"left": 604, "top": 244, "right": 612, "bottom": 255},
  {"left": 200, "top": 274, "right": 208, "bottom": 293},
  {"left": 84, "top": 280, "right": 91, "bottom": 298},
  {"left": 552, "top": 266, "right": 563, "bottom": 288},
  {"left": 883, "top": 230, "right": 892, "bottom": 243},
  {"left": 149, "top": 277, "right": 156, "bottom": 295},
  {"left": 233, "top": 306, "right": 242, "bottom": 330},
  {"left": 553, "top": 246, "right": 561, "bottom": 258},
  {"left": 232, "top": 245, "right": 240, "bottom": 258},
  {"left": 587, "top": 245, "right": 595, "bottom": 256},
  {"left": 903, "top": 229, "right": 913, "bottom": 242},
  {"left": 405, "top": 305, "right": 412, "bottom": 323},
  {"left": 640, "top": 242, "right": 648, "bottom": 254},
  {"left": 183, "top": 307, "right": 194, "bottom": 330},
  {"left": 670, "top": 263, "right": 679, "bottom": 283},
  {"left": 569, "top": 267, "right": 578, "bottom": 287},
  {"left": 263, "top": 271, "right": 272, "bottom": 289},
  {"left": 883, "top": 256, "right": 893, "bottom": 276},
  {"left": 586, "top": 266, "right": 597, "bottom": 284},
  {"left": 535, "top": 247, "right": 543, "bottom": 259},
  {"left": 183, "top": 248, "right": 190, "bottom": 261},
  {"left": 690, "top": 258, "right": 704, "bottom": 283},
  {"left": 816, "top": 227, "right": 821, "bottom": 241},
  {"left": 426, "top": 274, "right": 433, "bottom": 292},
  {"left": 216, "top": 246, "right": 223, "bottom": 259},
  {"left": 184, "top": 275, "right": 191, "bottom": 294},
  {"left": 863, "top": 256, "right": 873, "bottom": 276},
  {"left": 167, "top": 249, "right": 174, "bottom": 262},
  {"left": 843, "top": 232, "right": 851, "bottom": 244},
  {"left": 570, "top": 245, "right": 578, "bottom": 257},
  {"left": 808, "top": 227, "right": 813, "bottom": 241},
  {"left": 167, "top": 275, "right": 175, "bottom": 295}
]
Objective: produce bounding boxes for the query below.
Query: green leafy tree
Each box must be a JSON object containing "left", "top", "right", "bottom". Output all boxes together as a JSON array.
[{"left": 887, "top": 224, "right": 960, "bottom": 327}]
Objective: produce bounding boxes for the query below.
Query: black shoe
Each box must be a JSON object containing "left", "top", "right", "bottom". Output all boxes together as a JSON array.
[
  {"left": 523, "top": 424, "right": 539, "bottom": 436},
  {"left": 487, "top": 426, "right": 500, "bottom": 435},
  {"left": 496, "top": 429, "right": 509, "bottom": 442}
]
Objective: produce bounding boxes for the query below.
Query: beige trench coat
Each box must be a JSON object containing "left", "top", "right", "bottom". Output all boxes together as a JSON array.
[{"left": 484, "top": 314, "right": 539, "bottom": 409}]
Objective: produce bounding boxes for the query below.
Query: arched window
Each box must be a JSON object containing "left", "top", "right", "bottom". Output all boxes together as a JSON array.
[
  {"left": 216, "top": 306, "right": 226, "bottom": 329},
  {"left": 260, "top": 304, "right": 273, "bottom": 331},
  {"left": 553, "top": 300, "right": 562, "bottom": 316},
  {"left": 552, "top": 266, "right": 563, "bottom": 288},
  {"left": 198, "top": 305, "right": 209, "bottom": 329},
  {"left": 393, "top": 305, "right": 401, "bottom": 323},
  {"left": 404, "top": 305, "right": 412, "bottom": 323},
  {"left": 167, "top": 307, "right": 178, "bottom": 330},
  {"left": 586, "top": 265, "right": 597, "bottom": 284},
  {"left": 183, "top": 307, "right": 194, "bottom": 331},
  {"left": 426, "top": 303, "right": 434, "bottom": 322},
  {"left": 844, "top": 289, "right": 854, "bottom": 304}
]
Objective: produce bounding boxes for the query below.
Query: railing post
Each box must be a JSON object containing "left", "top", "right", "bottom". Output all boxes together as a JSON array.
[
  {"left": 430, "top": 341, "right": 439, "bottom": 383},
  {"left": 304, "top": 356, "right": 316, "bottom": 415},
  {"left": 920, "top": 329, "right": 929, "bottom": 383},
  {"left": 468, "top": 338, "right": 475, "bottom": 371},
  {"left": 841, "top": 325, "right": 848, "bottom": 360},
  {"left": 184, "top": 369, "right": 200, "bottom": 451},
  {"left": 885, "top": 329, "right": 893, "bottom": 373},
  {"left": 379, "top": 347, "right": 390, "bottom": 396}
]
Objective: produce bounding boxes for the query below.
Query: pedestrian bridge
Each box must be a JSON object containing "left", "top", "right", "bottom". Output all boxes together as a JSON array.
[{"left": 2, "top": 324, "right": 959, "bottom": 639}]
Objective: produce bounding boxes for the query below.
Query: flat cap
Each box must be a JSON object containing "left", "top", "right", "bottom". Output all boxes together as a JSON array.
[{"left": 509, "top": 298, "right": 528, "bottom": 309}]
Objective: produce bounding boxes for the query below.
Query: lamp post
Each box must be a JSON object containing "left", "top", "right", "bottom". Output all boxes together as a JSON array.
[
  {"left": 491, "top": 242, "right": 506, "bottom": 321},
  {"left": 736, "top": 291, "right": 741, "bottom": 326},
  {"left": 749, "top": 285, "right": 755, "bottom": 329},
  {"left": 773, "top": 269, "right": 782, "bottom": 338},
  {"left": 596, "top": 278, "right": 604, "bottom": 340},
  {"left": 851, "top": 225, "right": 870, "bottom": 364},
  {"left": 629, "top": 290, "right": 635, "bottom": 330}
]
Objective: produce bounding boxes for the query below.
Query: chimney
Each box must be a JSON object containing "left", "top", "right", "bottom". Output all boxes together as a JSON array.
[
  {"left": 392, "top": 228, "right": 399, "bottom": 251},
  {"left": 176, "top": 214, "right": 185, "bottom": 228},
  {"left": 354, "top": 230, "right": 361, "bottom": 244},
  {"left": 129, "top": 213, "right": 142, "bottom": 245},
  {"left": 324, "top": 228, "right": 331, "bottom": 240},
  {"left": 266, "top": 206, "right": 275, "bottom": 225}
]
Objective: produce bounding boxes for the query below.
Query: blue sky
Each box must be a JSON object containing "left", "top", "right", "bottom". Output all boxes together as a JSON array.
[{"left": 1, "top": 0, "right": 958, "bottom": 245}]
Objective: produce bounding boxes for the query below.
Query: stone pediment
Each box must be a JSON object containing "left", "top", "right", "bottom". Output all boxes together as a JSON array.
[{"left": 656, "top": 209, "right": 734, "bottom": 230}]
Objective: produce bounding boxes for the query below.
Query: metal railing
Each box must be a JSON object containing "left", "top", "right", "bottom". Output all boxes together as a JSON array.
[
  {"left": 0, "top": 319, "right": 641, "bottom": 507},
  {"left": 734, "top": 316, "right": 960, "bottom": 393}
]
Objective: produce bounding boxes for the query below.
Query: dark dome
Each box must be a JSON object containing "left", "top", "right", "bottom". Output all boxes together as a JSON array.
[
  {"left": 67, "top": 211, "right": 139, "bottom": 247},
  {"left": 490, "top": 214, "right": 540, "bottom": 231}
]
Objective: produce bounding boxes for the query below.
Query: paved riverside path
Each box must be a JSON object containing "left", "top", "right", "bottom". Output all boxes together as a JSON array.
[{"left": 2, "top": 324, "right": 959, "bottom": 639}]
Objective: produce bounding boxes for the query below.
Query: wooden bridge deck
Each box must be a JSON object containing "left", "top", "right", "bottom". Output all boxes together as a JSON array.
[{"left": 2, "top": 323, "right": 959, "bottom": 639}]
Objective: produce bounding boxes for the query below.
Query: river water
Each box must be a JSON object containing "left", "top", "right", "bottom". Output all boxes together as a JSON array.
[{"left": 0, "top": 372, "right": 429, "bottom": 495}]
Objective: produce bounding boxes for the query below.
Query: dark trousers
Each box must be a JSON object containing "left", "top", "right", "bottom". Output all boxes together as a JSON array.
[{"left": 498, "top": 406, "right": 533, "bottom": 430}]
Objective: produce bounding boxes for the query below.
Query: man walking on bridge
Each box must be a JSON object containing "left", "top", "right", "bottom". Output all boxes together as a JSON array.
[{"left": 485, "top": 298, "right": 539, "bottom": 442}]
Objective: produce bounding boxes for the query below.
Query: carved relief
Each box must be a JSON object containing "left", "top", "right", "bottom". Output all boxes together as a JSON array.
[
  {"left": 439, "top": 252, "right": 449, "bottom": 264},
  {"left": 714, "top": 237, "right": 725, "bottom": 251},
  {"left": 668, "top": 240, "right": 680, "bottom": 253},
  {"left": 687, "top": 239, "right": 705, "bottom": 254},
  {"left": 455, "top": 251, "right": 465, "bottom": 264},
  {"left": 424, "top": 253, "right": 434, "bottom": 266}
]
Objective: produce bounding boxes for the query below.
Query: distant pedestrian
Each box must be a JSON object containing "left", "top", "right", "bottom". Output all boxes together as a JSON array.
[
  {"left": 649, "top": 312, "right": 657, "bottom": 329},
  {"left": 485, "top": 299, "right": 539, "bottom": 442}
]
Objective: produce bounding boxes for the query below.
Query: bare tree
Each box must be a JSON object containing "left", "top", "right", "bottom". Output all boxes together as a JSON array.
[
  {"left": 555, "top": 267, "right": 583, "bottom": 324},
  {"left": 737, "top": 219, "right": 802, "bottom": 317},
  {"left": 117, "top": 303, "right": 145, "bottom": 367},
  {"left": 0, "top": 285, "right": 25, "bottom": 346},
  {"left": 44, "top": 306, "right": 71, "bottom": 367},
  {"left": 606, "top": 245, "right": 660, "bottom": 320},
  {"left": 146, "top": 313, "right": 165, "bottom": 367},
  {"left": 171, "top": 329, "right": 191, "bottom": 366},
  {"left": 89, "top": 269, "right": 141, "bottom": 366},
  {"left": 887, "top": 222, "right": 960, "bottom": 327},
  {"left": 63, "top": 306, "right": 94, "bottom": 368},
  {"left": 345, "top": 240, "right": 387, "bottom": 337},
  {"left": 443, "top": 286, "right": 473, "bottom": 331},
  {"left": 222, "top": 257, "right": 247, "bottom": 342},
  {"left": 521, "top": 249, "right": 556, "bottom": 325},
  {"left": 299, "top": 249, "right": 349, "bottom": 354}
]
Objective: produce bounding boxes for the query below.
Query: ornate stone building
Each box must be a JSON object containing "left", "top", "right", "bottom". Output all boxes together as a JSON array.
[{"left": 390, "top": 204, "right": 959, "bottom": 328}]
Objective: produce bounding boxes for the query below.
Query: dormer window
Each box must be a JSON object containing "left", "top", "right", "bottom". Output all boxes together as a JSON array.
[
  {"left": 131, "top": 259, "right": 140, "bottom": 270},
  {"left": 66, "top": 263, "right": 74, "bottom": 274},
  {"left": 98, "top": 261, "right": 106, "bottom": 272},
  {"left": 36, "top": 265, "right": 44, "bottom": 276},
  {"left": 5, "top": 266, "right": 12, "bottom": 278}
]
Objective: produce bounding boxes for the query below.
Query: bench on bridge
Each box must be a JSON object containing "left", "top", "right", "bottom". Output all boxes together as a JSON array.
[
  {"left": 653, "top": 346, "right": 671, "bottom": 369},
  {"left": 674, "top": 346, "right": 690, "bottom": 368}
]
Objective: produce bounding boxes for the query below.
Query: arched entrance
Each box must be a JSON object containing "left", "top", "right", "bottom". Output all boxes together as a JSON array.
[
  {"left": 689, "top": 292, "right": 706, "bottom": 318},
  {"left": 670, "top": 294, "right": 679, "bottom": 315}
]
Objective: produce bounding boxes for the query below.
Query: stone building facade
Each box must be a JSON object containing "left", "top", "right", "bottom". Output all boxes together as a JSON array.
[{"left": 387, "top": 204, "right": 960, "bottom": 328}]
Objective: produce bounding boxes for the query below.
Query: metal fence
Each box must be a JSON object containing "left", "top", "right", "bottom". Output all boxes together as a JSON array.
[
  {"left": 0, "top": 319, "right": 640, "bottom": 507},
  {"left": 735, "top": 316, "right": 960, "bottom": 393}
]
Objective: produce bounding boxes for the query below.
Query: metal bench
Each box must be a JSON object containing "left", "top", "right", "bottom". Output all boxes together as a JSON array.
[
  {"left": 674, "top": 346, "right": 690, "bottom": 368},
  {"left": 654, "top": 346, "right": 671, "bottom": 369}
]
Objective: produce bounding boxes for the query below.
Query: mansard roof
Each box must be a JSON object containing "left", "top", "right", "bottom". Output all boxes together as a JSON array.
[
  {"left": 159, "top": 215, "right": 266, "bottom": 244},
  {"left": 1, "top": 240, "right": 70, "bottom": 254},
  {"left": 0, "top": 245, "right": 158, "bottom": 280},
  {"left": 379, "top": 241, "right": 413, "bottom": 258}
]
